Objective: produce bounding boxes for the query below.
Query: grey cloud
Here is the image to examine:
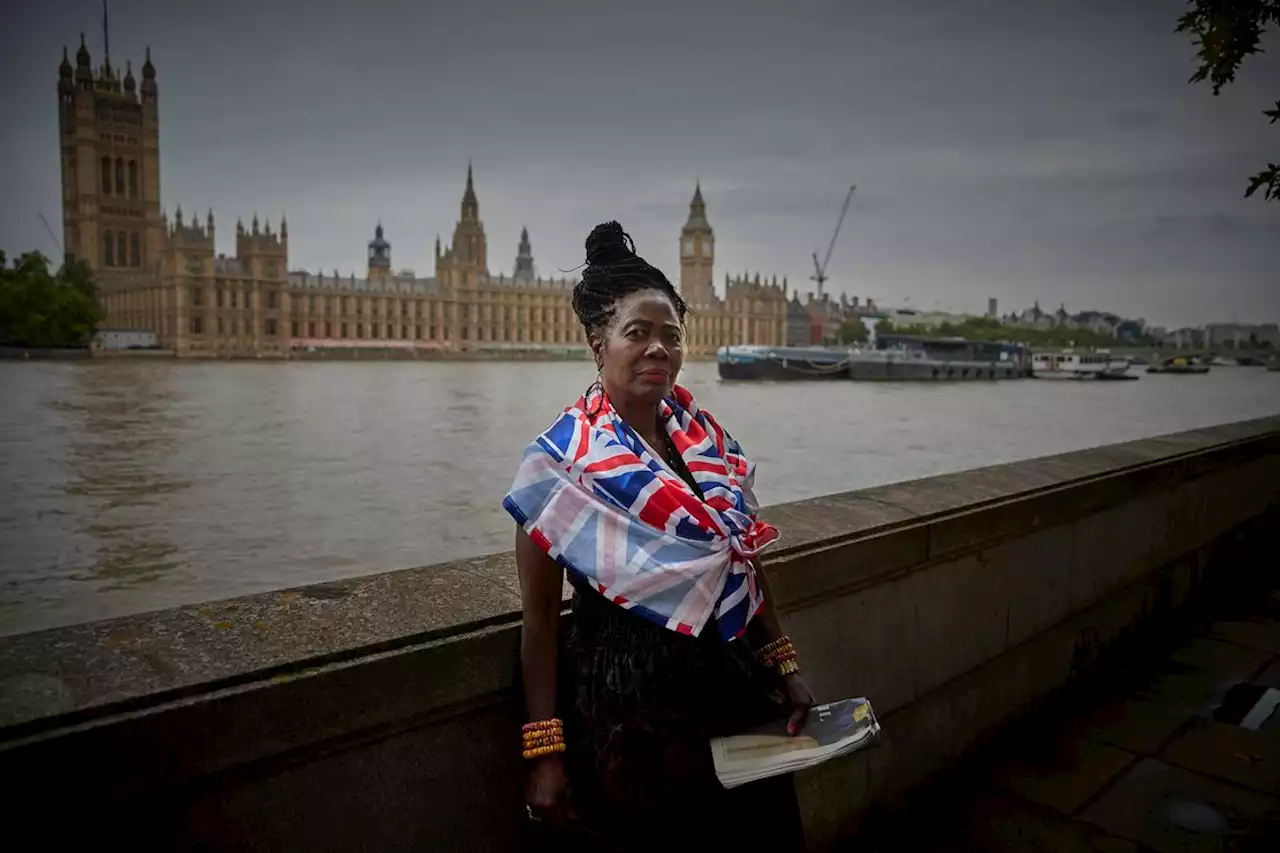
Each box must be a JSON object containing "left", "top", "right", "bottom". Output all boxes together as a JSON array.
[{"left": 0, "top": 0, "right": 1276, "bottom": 327}]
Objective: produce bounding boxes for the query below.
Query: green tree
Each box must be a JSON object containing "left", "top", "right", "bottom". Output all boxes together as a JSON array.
[
  {"left": 0, "top": 251, "right": 103, "bottom": 348},
  {"left": 887, "top": 316, "right": 1125, "bottom": 349},
  {"left": 838, "top": 316, "right": 869, "bottom": 344},
  {"left": 1176, "top": 0, "right": 1280, "bottom": 200}
]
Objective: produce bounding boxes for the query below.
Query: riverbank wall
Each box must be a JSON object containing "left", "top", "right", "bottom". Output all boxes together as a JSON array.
[
  {"left": 0, "top": 345, "right": 92, "bottom": 360},
  {"left": 1, "top": 417, "right": 1276, "bottom": 850}
]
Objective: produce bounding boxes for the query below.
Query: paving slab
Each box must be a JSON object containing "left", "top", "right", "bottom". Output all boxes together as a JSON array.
[
  {"left": 1253, "top": 658, "right": 1280, "bottom": 689},
  {"left": 1077, "top": 758, "right": 1280, "bottom": 853},
  {"left": 993, "top": 734, "right": 1137, "bottom": 815},
  {"left": 1161, "top": 717, "right": 1280, "bottom": 796},
  {"left": 1210, "top": 621, "right": 1280, "bottom": 655},
  {"left": 1137, "top": 659, "right": 1267, "bottom": 714},
  {"left": 1078, "top": 696, "right": 1194, "bottom": 756},
  {"left": 954, "top": 795, "right": 1139, "bottom": 853},
  {"left": 1168, "top": 638, "right": 1274, "bottom": 682}
]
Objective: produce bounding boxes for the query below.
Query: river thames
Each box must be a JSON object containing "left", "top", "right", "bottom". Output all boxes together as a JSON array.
[{"left": 1, "top": 359, "right": 1278, "bottom": 635}]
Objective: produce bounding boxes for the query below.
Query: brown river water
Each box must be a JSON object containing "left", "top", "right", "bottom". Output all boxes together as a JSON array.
[{"left": 2, "top": 359, "right": 1277, "bottom": 635}]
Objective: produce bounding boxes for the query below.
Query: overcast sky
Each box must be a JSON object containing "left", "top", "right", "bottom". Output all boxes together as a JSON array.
[{"left": 3, "top": 0, "right": 1277, "bottom": 327}]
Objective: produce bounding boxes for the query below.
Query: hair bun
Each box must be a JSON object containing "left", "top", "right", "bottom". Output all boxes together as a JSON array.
[{"left": 585, "top": 221, "right": 635, "bottom": 267}]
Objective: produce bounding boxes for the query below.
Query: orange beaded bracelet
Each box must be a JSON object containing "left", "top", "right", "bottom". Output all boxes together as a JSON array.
[
  {"left": 757, "top": 636, "right": 790, "bottom": 655},
  {"left": 757, "top": 637, "right": 796, "bottom": 667},
  {"left": 522, "top": 718, "right": 563, "bottom": 734},
  {"left": 521, "top": 718, "right": 565, "bottom": 759},
  {"left": 522, "top": 742, "right": 567, "bottom": 760}
]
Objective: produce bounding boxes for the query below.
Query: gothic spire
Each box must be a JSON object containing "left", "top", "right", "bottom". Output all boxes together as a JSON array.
[
  {"left": 515, "top": 225, "right": 534, "bottom": 281},
  {"left": 102, "top": 0, "right": 112, "bottom": 69},
  {"left": 460, "top": 161, "right": 479, "bottom": 221},
  {"left": 683, "top": 180, "right": 711, "bottom": 232}
]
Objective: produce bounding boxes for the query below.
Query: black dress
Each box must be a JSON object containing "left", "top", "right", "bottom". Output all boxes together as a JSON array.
[{"left": 556, "top": 439, "right": 792, "bottom": 846}]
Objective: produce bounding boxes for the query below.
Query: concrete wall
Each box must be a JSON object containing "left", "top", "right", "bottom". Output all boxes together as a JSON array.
[{"left": 2, "top": 417, "right": 1278, "bottom": 851}]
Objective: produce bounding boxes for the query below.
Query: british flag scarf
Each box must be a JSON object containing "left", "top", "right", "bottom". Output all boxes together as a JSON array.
[{"left": 503, "top": 384, "right": 779, "bottom": 641}]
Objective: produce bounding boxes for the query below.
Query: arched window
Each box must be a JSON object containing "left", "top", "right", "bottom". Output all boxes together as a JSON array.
[
  {"left": 101, "top": 156, "right": 112, "bottom": 194},
  {"left": 117, "top": 232, "right": 127, "bottom": 267},
  {"left": 131, "top": 233, "right": 140, "bottom": 267},
  {"left": 128, "top": 161, "right": 138, "bottom": 198},
  {"left": 103, "top": 230, "right": 114, "bottom": 266},
  {"left": 115, "top": 158, "right": 124, "bottom": 196}
]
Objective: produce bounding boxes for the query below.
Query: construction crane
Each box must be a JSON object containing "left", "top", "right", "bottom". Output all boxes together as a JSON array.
[
  {"left": 38, "top": 213, "right": 64, "bottom": 257},
  {"left": 811, "top": 184, "right": 855, "bottom": 300}
]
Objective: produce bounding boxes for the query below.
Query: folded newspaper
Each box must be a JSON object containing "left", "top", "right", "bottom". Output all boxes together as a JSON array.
[{"left": 711, "top": 697, "right": 881, "bottom": 788}]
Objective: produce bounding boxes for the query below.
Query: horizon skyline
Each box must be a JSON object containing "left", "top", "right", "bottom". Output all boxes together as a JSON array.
[{"left": 2, "top": 0, "right": 1278, "bottom": 329}]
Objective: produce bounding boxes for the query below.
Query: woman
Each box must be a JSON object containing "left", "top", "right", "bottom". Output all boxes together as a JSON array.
[{"left": 503, "top": 221, "right": 813, "bottom": 848}]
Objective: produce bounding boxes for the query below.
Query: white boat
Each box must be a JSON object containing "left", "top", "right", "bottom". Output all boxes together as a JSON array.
[
  {"left": 1032, "top": 350, "right": 1113, "bottom": 380},
  {"left": 1098, "top": 359, "right": 1137, "bottom": 380}
]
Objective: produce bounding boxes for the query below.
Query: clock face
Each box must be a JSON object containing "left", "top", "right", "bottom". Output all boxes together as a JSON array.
[
  {"left": 701, "top": 241, "right": 712, "bottom": 258},
  {"left": 683, "top": 238, "right": 694, "bottom": 256}
]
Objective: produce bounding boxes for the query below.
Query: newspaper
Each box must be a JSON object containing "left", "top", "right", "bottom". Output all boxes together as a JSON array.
[{"left": 710, "top": 697, "right": 881, "bottom": 788}]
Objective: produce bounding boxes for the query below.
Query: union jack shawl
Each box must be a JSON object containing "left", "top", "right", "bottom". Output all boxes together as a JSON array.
[{"left": 503, "top": 384, "right": 779, "bottom": 640}]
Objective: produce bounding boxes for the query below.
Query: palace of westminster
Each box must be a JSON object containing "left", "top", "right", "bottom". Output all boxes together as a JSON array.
[{"left": 58, "top": 36, "right": 806, "bottom": 358}]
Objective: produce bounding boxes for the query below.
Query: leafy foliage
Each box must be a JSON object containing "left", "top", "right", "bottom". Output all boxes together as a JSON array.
[
  {"left": 884, "top": 315, "right": 1154, "bottom": 348},
  {"left": 0, "top": 251, "right": 104, "bottom": 348},
  {"left": 837, "top": 316, "right": 869, "bottom": 344},
  {"left": 1176, "top": 0, "right": 1280, "bottom": 200}
]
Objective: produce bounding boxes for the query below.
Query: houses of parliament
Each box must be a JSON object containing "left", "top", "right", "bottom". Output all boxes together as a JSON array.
[{"left": 58, "top": 36, "right": 793, "bottom": 358}]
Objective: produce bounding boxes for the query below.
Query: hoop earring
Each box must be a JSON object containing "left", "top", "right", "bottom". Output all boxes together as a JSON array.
[{"left": 585, "top": 365, "right": 604, "bottom": 416}]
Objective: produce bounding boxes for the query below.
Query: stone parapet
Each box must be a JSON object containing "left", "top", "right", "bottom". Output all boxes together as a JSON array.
[{"left": 2, "top": 417, "right": 1278, "bottom": 850}]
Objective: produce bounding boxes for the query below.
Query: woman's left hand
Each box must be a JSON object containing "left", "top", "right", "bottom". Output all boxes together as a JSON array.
[{"left": 783, "top": 672, "right": 815, "bottom": 736}]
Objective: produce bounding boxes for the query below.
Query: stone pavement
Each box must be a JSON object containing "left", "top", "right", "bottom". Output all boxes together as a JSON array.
[{"left": 851, "top": 583, "right": 1280, "bottom": 853}]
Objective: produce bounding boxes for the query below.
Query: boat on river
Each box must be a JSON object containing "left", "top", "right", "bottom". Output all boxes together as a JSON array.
[
  {"left": 847, "top": 334, "right": 1025, "bottom": 381},
  {"left": 716, "top": 335, "right": 1027, "bottom": 381},
  {"left": 1147, "top": 356, "right": 1210, "bottom": 375},
  {"left": 716, "top": 345, "right": 850, "bottom": 380},
  {"left": 1032, "top": 350, "right": 1137, "bottom": 380}
]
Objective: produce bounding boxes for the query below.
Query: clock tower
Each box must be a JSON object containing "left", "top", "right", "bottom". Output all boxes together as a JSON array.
[{"left": 679, "top": 182, "right": 714, "bottom": 306}]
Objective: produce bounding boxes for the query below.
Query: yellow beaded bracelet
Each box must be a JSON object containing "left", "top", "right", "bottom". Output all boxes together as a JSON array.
[
  {"left": 521, "top": 719, "right": 563, "bottom": 733},
  {"left": 758, "top": 636, "right": 792, "bottom": 655},
  {"left": 759, "top": 643, "right": 797, "bottom": 668},
  {"left": 777, "top": 658, "right": 800, "bottom": 676},
  {"left": 522, "top": 742, "right": 567, "bottom": 760}
]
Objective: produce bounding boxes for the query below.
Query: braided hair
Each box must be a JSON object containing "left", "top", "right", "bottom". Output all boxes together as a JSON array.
[
  {"left": 572, "top": 221, "right": 689, "bottom": 413},
  {"left": 572, "top": 221, "right": 689, "bottom": 337}
]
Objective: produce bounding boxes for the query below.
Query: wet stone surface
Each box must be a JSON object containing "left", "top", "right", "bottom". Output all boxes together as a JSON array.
[{"left": 845, "top": 577, "right": 1280, "bottom": 852}]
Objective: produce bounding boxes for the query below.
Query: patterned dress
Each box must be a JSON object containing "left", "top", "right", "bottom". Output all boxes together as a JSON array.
[{"left": 556, "top": 439, "right": 792, "bottom": 847}]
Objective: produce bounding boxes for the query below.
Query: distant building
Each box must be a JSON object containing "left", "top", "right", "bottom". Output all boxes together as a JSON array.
[
  {"left": 56, "top": 31, "right": 789, "bottom": 357},
  {"left": 1205, "top": 322, "right": 1280, "bottom": 349},
  {"left": 513, "top": 227, "right": 534, "bottom": 283},
  {"left": 1006, "top": 302, "right": 1147, "bottom": 341},
  {"left": 888, "top": 308, "right": 978, "bottom": 330},
  {"left": 987, "top": 297, "right": 997, "bottom": 318},
  {"left": 785, "top": 295, "right": 810, "bottom": 347},
  {"left": 804, "top": 293, "right": 846, "bottom": 345},
  {"left": 93, "top": 328, "right": 158, "bottom": 350}
]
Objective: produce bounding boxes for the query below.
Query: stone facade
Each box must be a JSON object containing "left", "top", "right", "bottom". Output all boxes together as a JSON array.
[
  {"left": 57, "top": 39, "right": 790, "bottom": 358},
  {"left": 678, "top": 183, "right": 791, "bottom": 355}
]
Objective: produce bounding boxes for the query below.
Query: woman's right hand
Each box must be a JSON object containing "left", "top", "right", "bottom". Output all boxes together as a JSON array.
[{"left": 526, "top": 754, "right": 575, "bottom": 826}]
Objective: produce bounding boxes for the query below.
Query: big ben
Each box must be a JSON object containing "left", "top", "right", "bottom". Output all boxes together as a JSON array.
[{"left": 679, "top": 182, "right": 715, "bottom": 306}]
